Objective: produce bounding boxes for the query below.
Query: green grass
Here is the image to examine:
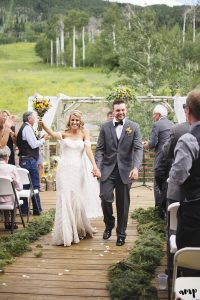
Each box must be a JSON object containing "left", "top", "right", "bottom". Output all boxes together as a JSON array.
[{"left": 0, "top": 43, "right": 121, "bottom": 113}]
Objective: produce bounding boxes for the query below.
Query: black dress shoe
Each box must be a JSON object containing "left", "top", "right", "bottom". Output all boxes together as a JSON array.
[
  {"left": 103, "top": 229, "right": 112, "bottom": 240},
  {"left": 116, "top": 236, "right": 125, "bottom": 246}
]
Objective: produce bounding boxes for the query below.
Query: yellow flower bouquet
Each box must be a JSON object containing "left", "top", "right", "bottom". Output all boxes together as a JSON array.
[{"left": 32, "top": 96, "right": 52, "bottom": 130}]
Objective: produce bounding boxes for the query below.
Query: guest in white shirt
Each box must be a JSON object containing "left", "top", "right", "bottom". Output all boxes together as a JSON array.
[{"left": 16, "top": 111, "right": 49, "bottom": 215}]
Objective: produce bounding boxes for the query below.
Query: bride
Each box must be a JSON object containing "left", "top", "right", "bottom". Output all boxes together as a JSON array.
[{"left": 41, "top": 110, "right": 102, "bottom": 246}]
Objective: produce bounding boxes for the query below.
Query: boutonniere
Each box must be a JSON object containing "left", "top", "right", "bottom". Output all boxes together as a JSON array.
[{"left": 125, "top": 127, "right": 132, "bottom": 135}]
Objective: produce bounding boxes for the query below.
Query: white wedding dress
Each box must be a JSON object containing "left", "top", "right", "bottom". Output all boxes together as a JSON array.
[{"left": 52, "top": 138, "right": 102, "bottom": 247}]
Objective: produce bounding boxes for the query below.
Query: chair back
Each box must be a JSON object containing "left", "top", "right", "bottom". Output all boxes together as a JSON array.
[
  {"left": 175, "top": 247, "right": 200, "bottom": 270},
  {"left": 0, "top": 176, "right": 14, "bottom": 196},
  {"left": 17, "top": 168, "right": 30, "bottom": 185},
  {"left": 168, "top": 202, "right": 180, "bottom": 231},
  {"left": 171, "top": 247, "right": 200, "bottom": 299}
]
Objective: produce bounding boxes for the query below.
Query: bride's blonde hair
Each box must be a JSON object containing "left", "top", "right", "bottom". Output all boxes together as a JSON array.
[{"left": 66, "top": 110, "right": 84, "bottom": 130}]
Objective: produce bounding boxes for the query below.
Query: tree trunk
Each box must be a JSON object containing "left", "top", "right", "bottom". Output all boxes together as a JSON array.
[
  {"left": 193, "top": 12, "right": 196, "bottom": 43},
  {"left": 56, "top": 37, "right": 60, "bottom": 66},
  {"left": 147, "top": 38, "right": 152, "bottom": 91},
  {"left": 50, "top": 40, "right": 53, "bottom": 66},
  {"left": 112, "top": 25, "right": 116, "bottom": 51},
  {"left": 182, "top": 12, "right": 186, "bottom": 44},
  {"left": 60, "top": 20, "right": 65, "bottom": 65},
  {"left": 82, "top": 26, "right": 85, "bottom": 66},
  {"left": 91, "top": 29, "right": 94, "bottom": 44},
  {"left": 128, "top": 20, "right": 131, "bottom": 31},
  {"left": 72, "top": 26, "right": 76, "bottom": 69}
]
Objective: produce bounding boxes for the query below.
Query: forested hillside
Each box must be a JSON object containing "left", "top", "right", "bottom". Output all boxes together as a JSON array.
[{"left": 1, "top": 0, "right": 200, "bottom": 95}]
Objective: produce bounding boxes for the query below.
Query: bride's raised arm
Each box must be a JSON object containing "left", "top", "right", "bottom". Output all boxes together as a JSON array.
[
  {"left": 83, "top": 129, "right": 101, "bottom": 178},
  {"left": 41, "top": 121, "right": 63, "bottom": 140}
]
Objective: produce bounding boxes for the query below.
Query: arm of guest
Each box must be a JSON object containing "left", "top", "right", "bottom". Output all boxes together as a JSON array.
[
  {"left": 162, "top": 128, "right": 176, "bottom": 159},
  {"left": 148, "top": 123, "right": 159, "bottom": 150},
  {"left": 168, "top": 133, "right": 199, "bottom": 185},
  {"left": 132, "top": 123, "right": 143, "bottom": 170},
  {"left": 0, "top": 126, "right": 10, "bottom": 148}
]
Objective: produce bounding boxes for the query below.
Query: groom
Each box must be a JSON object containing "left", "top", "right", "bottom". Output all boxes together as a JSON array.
[{"left": 95, "top": 99, "right": 143, "bottom": 246}]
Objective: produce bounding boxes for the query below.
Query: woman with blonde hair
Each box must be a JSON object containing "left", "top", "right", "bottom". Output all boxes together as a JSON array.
[{"left": 41, "top": 110, "right": 102, "bottom": 246}]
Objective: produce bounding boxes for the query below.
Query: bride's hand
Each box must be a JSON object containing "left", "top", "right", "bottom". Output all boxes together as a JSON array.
[
  {"left": 38, "top": 119, "right": 43, "bottom": 127},
  {"left": 92, "top": 168, "right": 101, "bottom": 178}
]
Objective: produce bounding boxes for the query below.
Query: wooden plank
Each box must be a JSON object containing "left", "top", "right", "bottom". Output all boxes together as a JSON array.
[
  {"left": 0, "top": 186, "right": 168, "bottom": 299},
  {"left": 0, "top": 295, "right": 110, "bottom": 300}
]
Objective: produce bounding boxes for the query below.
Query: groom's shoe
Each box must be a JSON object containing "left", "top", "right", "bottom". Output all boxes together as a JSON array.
[
  {"left": 103, "top": 229, "right": 112, "bottom": 240},
  {"left": 116, "top": 236, "right": 125, "bottom": 246}
]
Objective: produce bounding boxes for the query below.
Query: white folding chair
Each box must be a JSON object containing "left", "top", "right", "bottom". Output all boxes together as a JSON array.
[
  {"left": 171, "top": 247, "right": 200, "bottom": 300},
  {"left": 0, "top": 176, "right": 25, "bottom": 233},
  {"left": 167, "top": 202, "right": 180, "bottom": 298},
  {"left": 17, "top": 168, "right": 39, "bottom": 222},
  {"left": 168, "top": 202, "right": 180, "bottom": 254}
]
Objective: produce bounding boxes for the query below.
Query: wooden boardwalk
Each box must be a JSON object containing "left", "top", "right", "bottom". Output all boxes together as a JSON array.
[{"left": 0, "top": 185, "right": 168, "bottom": 300}]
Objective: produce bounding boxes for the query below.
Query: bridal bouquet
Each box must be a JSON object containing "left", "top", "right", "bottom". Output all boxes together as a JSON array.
[{"left": 32, "top": 96, "right": 51, "bottom": 130}]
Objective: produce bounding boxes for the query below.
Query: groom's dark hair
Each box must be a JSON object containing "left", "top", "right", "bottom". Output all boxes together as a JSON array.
[{"left": 112, "top": 99, "right": 126, "bottom": 108}]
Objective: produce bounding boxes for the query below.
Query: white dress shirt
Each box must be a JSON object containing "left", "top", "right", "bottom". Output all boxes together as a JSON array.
[
  {"left": 113, "top": 118, "right": 125, "bottom": 140},
  {"left": 22, "top": 123, "right": 45, "bottom": 149}
]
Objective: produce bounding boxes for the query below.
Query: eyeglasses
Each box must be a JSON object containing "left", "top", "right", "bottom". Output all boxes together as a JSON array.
[{"left": 182, "top": 104, "right": 188, "bottom": 109}]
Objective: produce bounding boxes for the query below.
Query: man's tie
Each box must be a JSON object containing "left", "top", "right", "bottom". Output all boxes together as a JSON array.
[{"left": 115, "top": 121, "right": 123, "bottom": 127}]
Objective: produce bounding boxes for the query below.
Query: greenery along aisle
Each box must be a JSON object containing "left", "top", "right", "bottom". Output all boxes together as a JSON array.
[
  {"left": 107, "top": 208, "right": 165, "bottom": 300},
  {"left": 0, "top": 209, "right": 55, "bottom": 270}
]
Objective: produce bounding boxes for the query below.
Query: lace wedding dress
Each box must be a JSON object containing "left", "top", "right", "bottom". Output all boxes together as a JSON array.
[{"left": 52, "top": 138, "right": 102, "bottom": 246}]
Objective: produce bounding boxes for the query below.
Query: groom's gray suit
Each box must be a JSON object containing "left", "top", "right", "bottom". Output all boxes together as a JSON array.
[{"left": 95, "top": 118, "right": 143, "bottom": 238}]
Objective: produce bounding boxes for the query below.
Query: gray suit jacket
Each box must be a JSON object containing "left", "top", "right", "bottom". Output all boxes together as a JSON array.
[
  {"left": 163, "top": 122, "right": 190, "bottom": 159},
  {"left": 95, "top": 119, "right": 143, "bottom": 184},
  {"left": 149, "top": 117, "right": 174, "bottom": 169},
  {"left": 162, "top": 122, "right": 190, "bottom": 201}
]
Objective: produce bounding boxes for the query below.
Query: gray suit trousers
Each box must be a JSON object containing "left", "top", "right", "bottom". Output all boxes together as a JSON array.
[{"left": 100, "top": 165, "right": 131, "bottom": 238}]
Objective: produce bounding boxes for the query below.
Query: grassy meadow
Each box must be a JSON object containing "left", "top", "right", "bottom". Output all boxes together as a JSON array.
[{"left": 0, "top": 43, "right": 121, "bottom": 114}]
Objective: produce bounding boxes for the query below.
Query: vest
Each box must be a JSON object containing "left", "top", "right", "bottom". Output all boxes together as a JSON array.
[
  {"left": 182, "top": 124, "right": 200, "bottom": 202},
  {"left": 17, "top": 123, "right": 39, "bottom": 160}
]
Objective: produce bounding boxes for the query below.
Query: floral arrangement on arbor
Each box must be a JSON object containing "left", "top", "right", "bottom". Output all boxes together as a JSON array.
[{"left": 106, "top": 86, "right": 136, "bottom": 103}]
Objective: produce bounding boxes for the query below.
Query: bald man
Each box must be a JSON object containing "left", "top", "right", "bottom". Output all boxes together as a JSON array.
[{"left": 144, "top": 104, "right": 174, "bottom": 211}]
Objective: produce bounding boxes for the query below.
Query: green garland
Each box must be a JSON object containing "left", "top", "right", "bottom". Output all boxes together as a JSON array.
[
  {"left": 106, "top": 86, "right": 136, "bottom": 104},
  {"left": 0, "top": 209, "right": 55, "bottom": 270},
  {"left": 107, "top": 207, "right": 165, "bottom": 300}
]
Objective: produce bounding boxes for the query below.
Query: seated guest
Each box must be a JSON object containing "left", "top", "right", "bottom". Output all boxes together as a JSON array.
[{"left": 0, "top": 146, "right": 23, "bottom": 229}]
